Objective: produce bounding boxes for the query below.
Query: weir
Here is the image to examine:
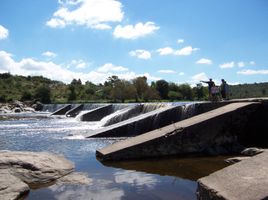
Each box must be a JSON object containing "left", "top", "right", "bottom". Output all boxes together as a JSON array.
[
  {"left": 65, "top": 104, "right": 84, "bottom": 117},
  {"left": 50, "top": 104, "right": 72, "bottom": 115},
  {"left": 96, "top": 102, "right": 260, "bottom": 161},
  {"left": 86, "top": 103, "right": 196, "bottom": 138}
]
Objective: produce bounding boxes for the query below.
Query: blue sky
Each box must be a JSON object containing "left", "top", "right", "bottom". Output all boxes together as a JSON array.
[{"left": 0, "top": 0, "right": 267, "bottom": 85}]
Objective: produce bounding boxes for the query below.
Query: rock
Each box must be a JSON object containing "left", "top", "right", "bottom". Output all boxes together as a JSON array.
[
  {"left": 0, "top": 151, "right": 74, "bottom": 188},
  {"left": 12, "top": 107, "right": 22, "bottom": 113},
  {"left": 225, "top": 156, "right": 251, "bottom": 164},
  {"left": 0, "top": 170, "right": 29, "bottom": 200},
  {"left": 31, "top": 101, "right": 43, "bottom": 111},
  {"left": 241, "top": 147, "right": 264, "bottom": 156},
  {"left": 56, "top": 172, "right": 92, "bottom": 185},
  {"left": 24, "top": 107, "right": 35, "bottom": 112}
]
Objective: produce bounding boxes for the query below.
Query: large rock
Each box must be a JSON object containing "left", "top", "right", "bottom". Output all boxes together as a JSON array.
[
  {"left": 0, "top": 170, "right": 29, "bottom": 200},
  {"left": 0, "top": 151, "right": 74, "bottom": 188},
  {"left": 197, "top": 151, "right": 268, "bottom": 200}
]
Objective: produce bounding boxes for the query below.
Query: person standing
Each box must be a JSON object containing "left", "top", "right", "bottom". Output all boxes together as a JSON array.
[
  {"left": 201, "top": 78, "right": 215, "bottom": 100},
  {"left": 220, "top": 79, "right": 229, "bottom": 100}
]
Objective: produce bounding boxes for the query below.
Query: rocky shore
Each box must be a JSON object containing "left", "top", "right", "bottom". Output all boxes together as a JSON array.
[{"left": 0, "top": 100, "right": 43, "bottom": 114}]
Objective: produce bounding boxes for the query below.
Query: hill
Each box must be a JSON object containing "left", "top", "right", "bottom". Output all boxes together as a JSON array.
[{"left": 0, "top": 72, "right": 267, "bottom": 103}]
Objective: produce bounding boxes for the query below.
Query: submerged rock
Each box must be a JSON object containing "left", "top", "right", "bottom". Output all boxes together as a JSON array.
[
  {"left": 0, "top": 150, "right": 74, "bottom": 191},
  {"left": 57, "top": 172, "right": 92, "bottom": 185}
]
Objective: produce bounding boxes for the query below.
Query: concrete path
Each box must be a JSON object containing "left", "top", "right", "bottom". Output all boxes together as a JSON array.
[
  {"left": 97, "top": 102, "right": 258, "bottom": 161},
  {"left": 197, "top": 151, "right": 268, "bottom": 200}
]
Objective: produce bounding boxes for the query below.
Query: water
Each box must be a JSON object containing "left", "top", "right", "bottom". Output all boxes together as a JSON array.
[{"left": 0, "top": 110, "right": 229, "bottom": 200}]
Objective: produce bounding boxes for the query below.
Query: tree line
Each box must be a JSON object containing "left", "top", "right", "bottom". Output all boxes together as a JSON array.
[{"left": 0, "top": 73, "right": 267, "bottom": 104}]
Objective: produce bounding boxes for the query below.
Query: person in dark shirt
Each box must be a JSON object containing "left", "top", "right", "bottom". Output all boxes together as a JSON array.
[
  {"left": 201, "top": 78, "right": 215, "bottom": 100},
  {"left": 220, "top": 79, "right": 229, "bottom": 100}
]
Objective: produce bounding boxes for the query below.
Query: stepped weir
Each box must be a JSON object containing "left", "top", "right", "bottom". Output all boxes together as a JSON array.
[{"left": 44, "top": 99, "right": 268, "bottom": 200}]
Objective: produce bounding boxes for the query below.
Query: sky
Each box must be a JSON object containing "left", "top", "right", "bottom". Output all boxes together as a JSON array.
[{"left": 0, "top": 0, "right": 268, "bottom": 86}]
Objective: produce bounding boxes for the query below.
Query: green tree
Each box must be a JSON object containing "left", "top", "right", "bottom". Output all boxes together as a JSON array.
[
  {"left": 178, "top": 84, "right": 193, "bottom": 100},
  {"left": 34, "top": 85, "right": 51, "bottom": 103},
  {"left": 68, "top": 85, "right": 77, "bottom": 101},
  {"left": 156, "top": 80, "right": 169, "bottom": 99},
  {"left": 133, "top": 76, "right": 149, "bottom": 101},
  {"left": 168, "top": 91, "right": 182, "bottom": 101}
]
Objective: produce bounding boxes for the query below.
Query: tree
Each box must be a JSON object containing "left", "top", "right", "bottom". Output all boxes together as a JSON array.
[
  {"left": 20, "top": 91, "right": 33, "bottom": 101},
  {"left": 133, "top": 76, "right": 149, "bottom": 101},
  {"left": 178, "top": 84, "right": 193, "bottom": 100},
  {"left": 110, "top": 79, "right": 137, "bottom": 102},
  {"left": 155, "top": 80, "right": 169, "bottom": 99},
  {"left": 34, "top": 85, "right": 51, "bottom": 103},
  {"left": 68, "top": 85, "right": 76, "bottom": 101},
  {"left": 168, "top": 91, "right": 182, "bottom": 101},
  {"left": 193, "top": 83, "right": 207, "bottom": 100}
]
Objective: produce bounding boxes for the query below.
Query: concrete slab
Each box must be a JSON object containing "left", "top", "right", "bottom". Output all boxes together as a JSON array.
[
  {"left": 197, "top": 151, "right": 268, "bottom": 200},
  {"left": 96, "top": 102, "right": 259, "bottom": 161},
  {"left": 51, "top": 104, "right": 72, "bottom": 115}
]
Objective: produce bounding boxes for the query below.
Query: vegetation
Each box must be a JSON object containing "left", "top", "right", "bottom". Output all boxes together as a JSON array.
[{"left": 0, "top": 72, "right": 267, "bottom": 104}]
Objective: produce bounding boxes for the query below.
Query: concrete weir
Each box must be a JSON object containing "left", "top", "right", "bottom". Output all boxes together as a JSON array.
[
  {"left": 51, "top": 104, "right": 72, "bottom": 115},
  {"left": 87, "top": 104, "right": 195, "bottom": 138},
  {"left": 65, "top": 104, "right": 84, "bottom": 117},
  {"left": 96, "top": 102, "right": 259, "bottom": 161},
  {"left": 197, "top": 151, "right": 268, "bottom": 200}
]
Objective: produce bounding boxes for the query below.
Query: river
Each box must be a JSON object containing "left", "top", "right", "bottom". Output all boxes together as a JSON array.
[{"left": 0, "top": 107, "right": 230, "bottom": 200}]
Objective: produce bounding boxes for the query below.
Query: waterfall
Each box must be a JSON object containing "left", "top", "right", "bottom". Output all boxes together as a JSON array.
[{"left": 103, "top": 104, "right": 143, "bottom": 126}]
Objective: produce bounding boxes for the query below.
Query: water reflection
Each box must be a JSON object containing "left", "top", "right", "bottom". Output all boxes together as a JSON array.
[{"left": 101, "top": 155, "right": 231, "bottom": 181}]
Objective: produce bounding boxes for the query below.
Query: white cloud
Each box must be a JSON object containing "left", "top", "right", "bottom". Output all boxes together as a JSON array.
[
  {"left": 178, "top": 72, "right": 185, "bottom": 76},
  {"left": 177, "top": 39, "right": 184, "bottom": 44},
  {"left": 174, "top": 46, "right": 199, "bottom": 56},
  {"left": 196, "top": 58, "right": 212, "bottom": 65},
  {"left": 156, "top": 47, "right": 174, "bottom": 56},
  {"left": 219, "top": 61, "right": 235, "bottom": 69},
  {"left": 46, "top": 0, "right": 124, "bottom": 29},
  {"left": 157, "top": 69, "right": 176, "bottom": 74},
  {"left": 129, "top": 50, "right": 151, "bottom": 60},
  {"left": 46, "top": 18, "right": 66, "bottom": 28},
  {"left": 67, "top": 59, "right": 89, "bottom": 69},
  {"left": 0, "top": 25, "right": 9, "bottom": 40},
  {"left": 249, "top": 61, "right": 255, "bottom": 65},
  {"left": 157, "top": 46, "right": 198, "bottom": 56},
  {"left": 191, "top": 72, "right": 209, "bottom": 82},
  {"left": 97, "top": 63, "right": 129, "bottom": 73},
  {"left": 238, "top": 61, "right": 256, "bottom": 68},
  {"left": 0, "top": 50, "right": 160, "bottom": 83},
  {"left": 237, "top": 61, "right": 245, "bottom": 68},
  {"left": 237, "top": 69, "right": 268, "bottom": 75},
  {"left": 113, "top": 22, "right": 159, "bottom": 39},
  {"left": 42, "top": 51, "right": 57, "bottom": 58}
]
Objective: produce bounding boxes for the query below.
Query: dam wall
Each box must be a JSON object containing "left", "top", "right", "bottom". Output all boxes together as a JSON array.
[
  {"left": 87, "top": 103, "right": 196, "bottom": 138},
  {"left": 96, "top": 102, "right": 259, "bottom": 161}
]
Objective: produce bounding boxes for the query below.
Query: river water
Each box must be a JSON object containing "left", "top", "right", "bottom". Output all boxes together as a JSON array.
[{"left": 0, "top": 111, "right": 230, "bottom": 200}]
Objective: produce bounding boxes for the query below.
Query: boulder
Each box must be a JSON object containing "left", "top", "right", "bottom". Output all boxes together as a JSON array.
[
  {"left": 0, "top": 170, "right": 29, "bottom": 200},
  {"left": 0, "top": 151, "right": 74, "bottom": 188},
  {"left": 31, "top": 101, "right": 43, "bottom": 111},
  {"left": 224, "top": 156, "right": 250, "bottom": 164},
  {"left": 241, "top": 147, "right": 264, "bottom": 156}
]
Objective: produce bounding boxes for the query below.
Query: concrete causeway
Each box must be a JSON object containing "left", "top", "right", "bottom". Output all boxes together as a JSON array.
[
  {"left": 96, "top": 102, "right": 259, "bottom": 161},
  {"left": 197, "top": 151, "right": 268, "bottom": 200}
]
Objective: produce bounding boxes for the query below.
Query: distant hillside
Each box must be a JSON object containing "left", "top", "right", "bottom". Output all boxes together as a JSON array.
[
  {"left": 229, "top": 83, "right": 268, "bottom": 99},
  {"left": 0, "top": 72, "right": 267, "bottom": 103},
  {"left": 0, "top": 73, "right": 68, "bottom": 103}
]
